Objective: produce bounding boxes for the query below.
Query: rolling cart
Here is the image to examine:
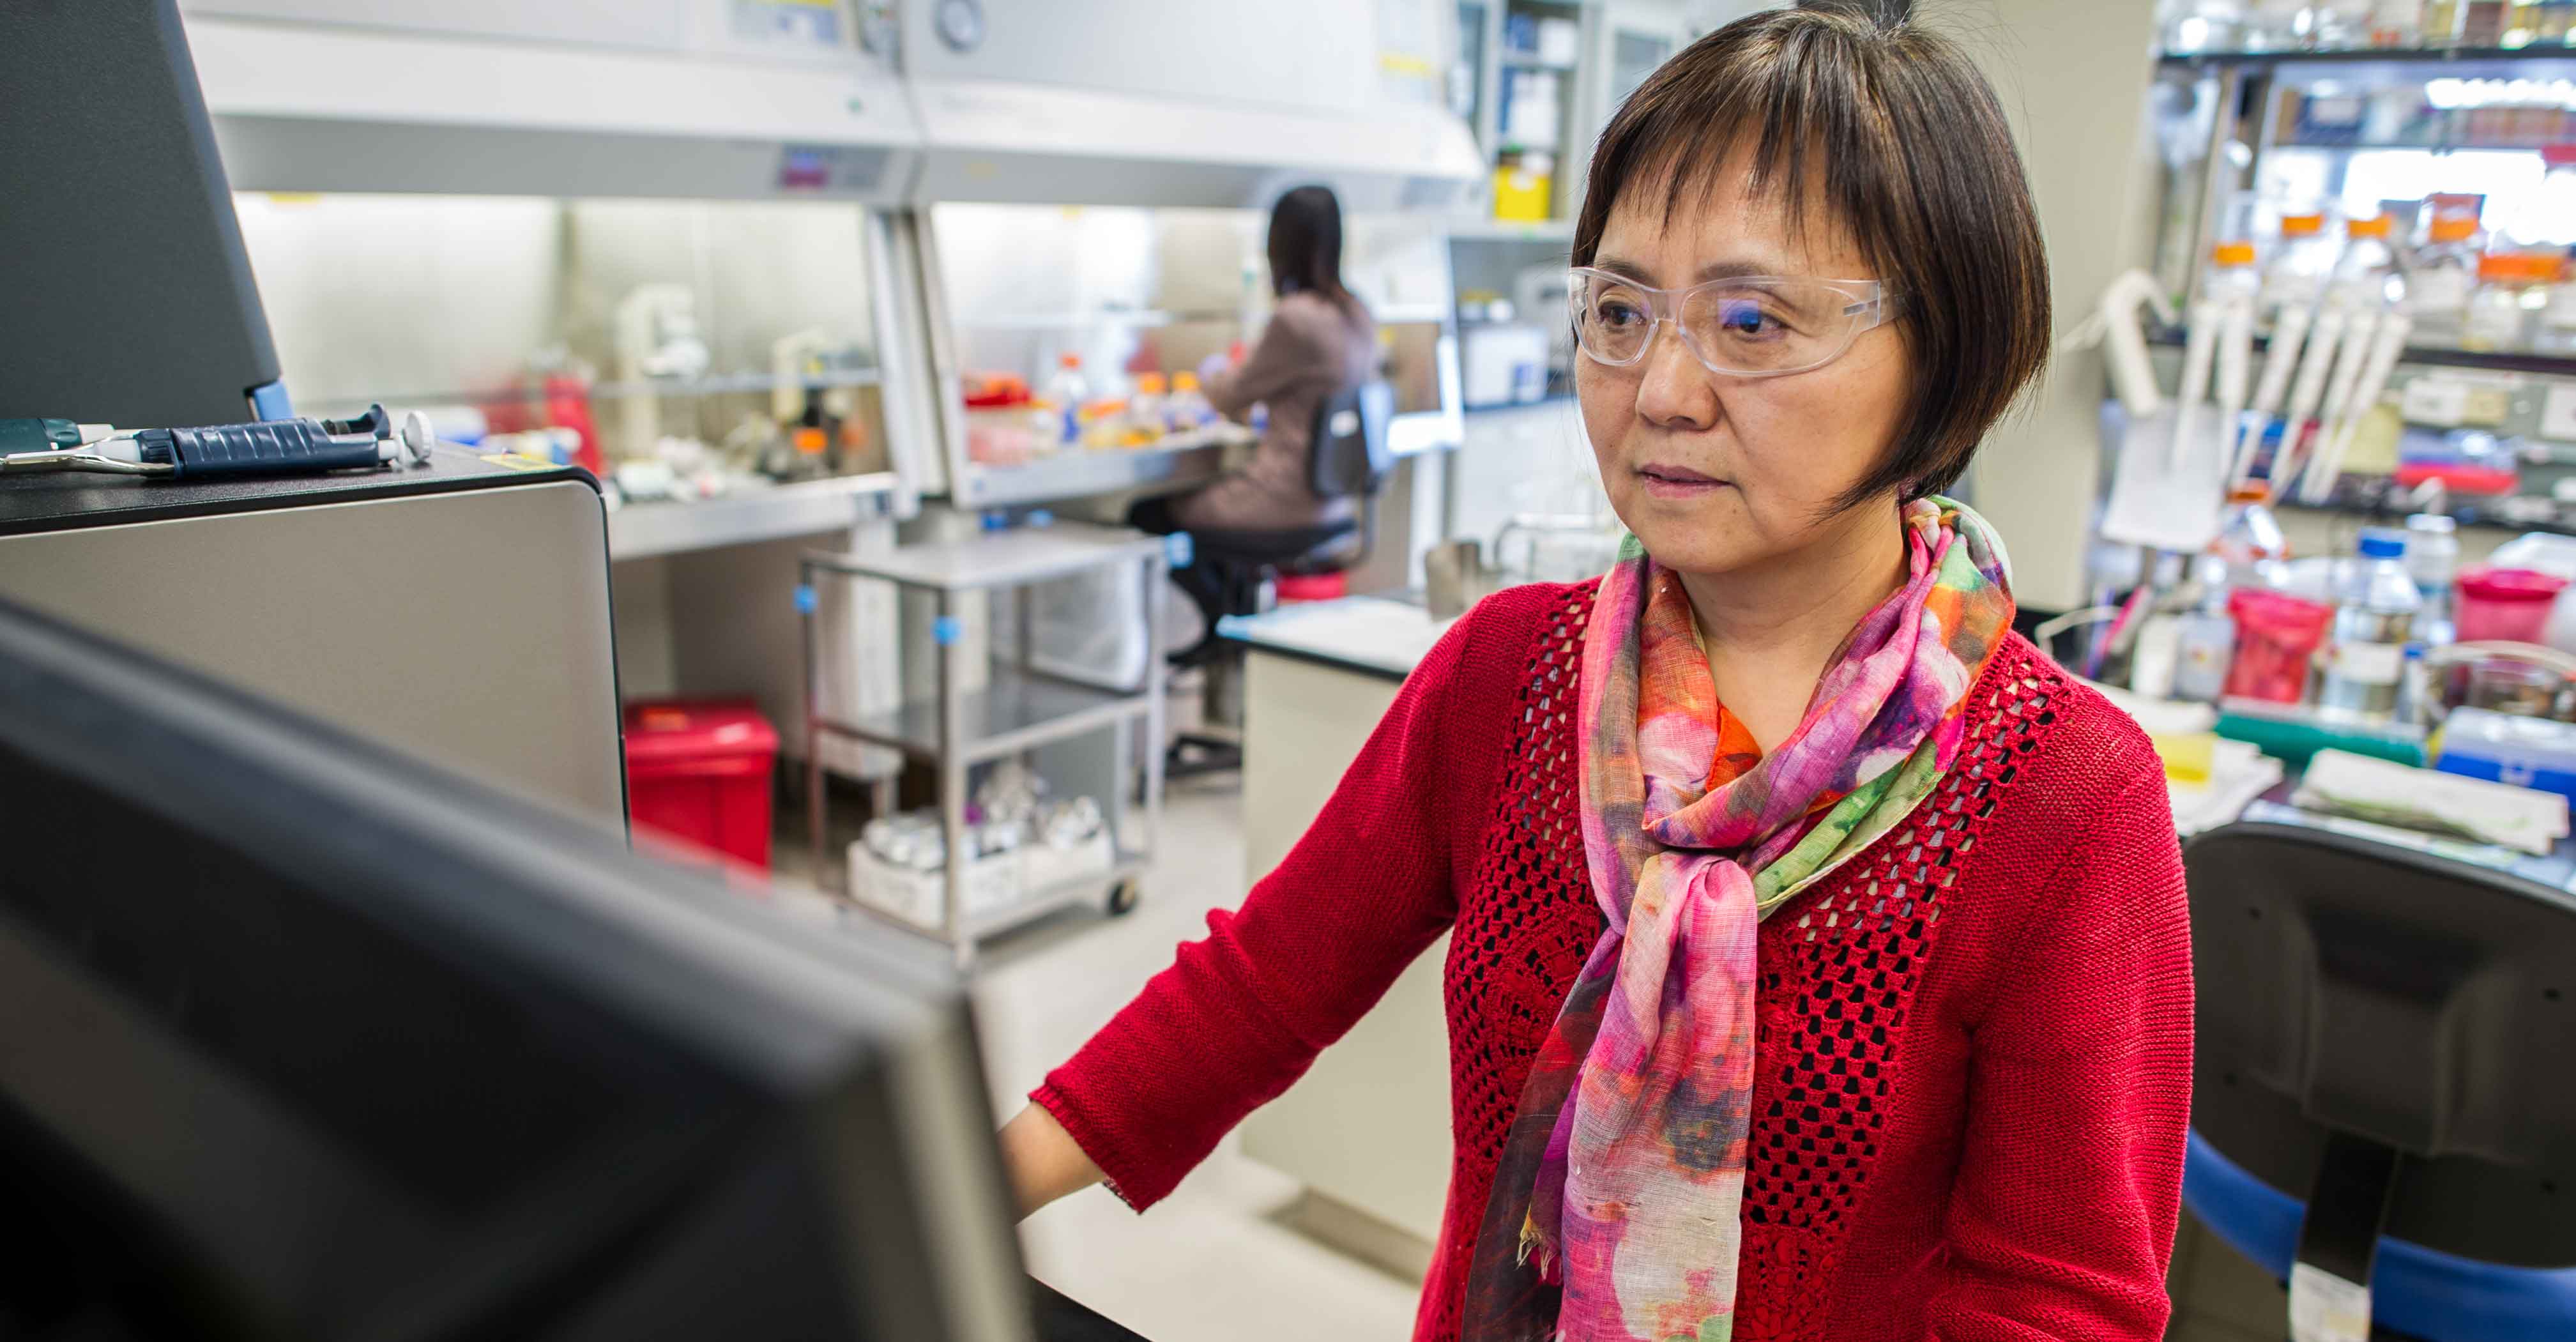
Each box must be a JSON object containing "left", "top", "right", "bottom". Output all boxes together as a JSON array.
[{"left": 799, "top": 521, "right": 1169, "bottom": 970}]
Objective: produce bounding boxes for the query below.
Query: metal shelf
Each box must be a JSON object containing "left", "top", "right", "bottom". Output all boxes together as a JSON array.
[
  {"left": 798, "top": 521, "right": 1169, "bottom": 971},
  {"left": 1446, "top": 217, "right": 1576, "bottom": 242},
  {"left": 2145, "top": 324, "right": 2576, "bottom": 379},
  {"left": 2275, "top": 139, "right": 2573, "bottom": 153},
  {"left": 805, "top": 519, "right": 1170, "bottom": 593},
  {"left": 949, "top": 438, "right": 1238, "bottom": 509},
  {"left": 2159, "top": 45, "right": 2576, "bottom": 69},
  {"left": 606, "top": 472, "right": 898, "bottom": 560},
  {"left": 814, "top": 669, "right": 1150, "bottom": 767}
]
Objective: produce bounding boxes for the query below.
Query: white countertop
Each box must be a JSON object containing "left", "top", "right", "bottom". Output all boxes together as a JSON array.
[{"left": 1219, "top": 594, "right": 1454, "bottom": 681}]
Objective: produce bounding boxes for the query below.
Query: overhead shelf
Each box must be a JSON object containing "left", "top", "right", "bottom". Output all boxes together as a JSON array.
[
  {"left": 2274, "top": 139, "right": 2575, "bottom": 153},
  {"left": 184, "top": 13, "right": 921, "bottom": 202},
  {"left": 2158, "top": 44, "right": 2576, "bottom": 68},
  {"left": 1446, "top": 218, "right": 1576, "bottom": 242},
  {"left": 2145, "top": 324, "right": 2576, "bottom": 379}
]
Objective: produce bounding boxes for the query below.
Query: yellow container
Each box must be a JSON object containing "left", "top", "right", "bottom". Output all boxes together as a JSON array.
[
  {"left": 2149, "top": 731, "right": 2218, "bottom": 786},
  {"left": 1493, "top": 165, "right": 1553, "bottom": 222}
]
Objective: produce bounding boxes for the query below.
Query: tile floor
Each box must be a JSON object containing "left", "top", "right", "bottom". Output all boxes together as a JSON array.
[{"left": 968, "top": 775, "right": 1424, "bottom": 1341}]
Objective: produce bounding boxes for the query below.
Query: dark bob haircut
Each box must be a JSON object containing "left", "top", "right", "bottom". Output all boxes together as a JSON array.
[{"left": 1571, "top": 3, "right": 2050, "bottom": 505}]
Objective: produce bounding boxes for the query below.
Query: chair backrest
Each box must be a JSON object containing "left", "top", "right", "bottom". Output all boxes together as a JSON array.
[
  {"left": 1309, "top": 379, "right": 1395, "bottom": 501},
  {"left": 2183, "top": 820, "right": 2576, "bottom": 1267}
]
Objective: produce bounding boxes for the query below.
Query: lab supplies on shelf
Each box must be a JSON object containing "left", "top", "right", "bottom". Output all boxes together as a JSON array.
[
  {"left": 2434, "top": 703, "right": 2576, "bottom": 800},
  {"left": 2297, "top": 745, "right": 2571, "bottom": 852},
  {"left": 847, "top": 791, "right": 1117, "bottom": 934}
]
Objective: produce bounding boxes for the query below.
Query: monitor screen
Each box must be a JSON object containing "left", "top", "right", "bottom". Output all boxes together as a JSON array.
[{"left": 0, "top": 593, "right": 1033, "bottom": 1341}]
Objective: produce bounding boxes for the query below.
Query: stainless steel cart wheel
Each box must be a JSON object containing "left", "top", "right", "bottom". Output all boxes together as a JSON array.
[{"left": 1104, "top": 878, "right": 1142, "bottom": 917}]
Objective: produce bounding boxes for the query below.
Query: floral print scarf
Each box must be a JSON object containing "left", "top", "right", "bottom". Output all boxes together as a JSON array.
[{"left": 1460, "top": 498, "right": 2015, "bottom": 1341}]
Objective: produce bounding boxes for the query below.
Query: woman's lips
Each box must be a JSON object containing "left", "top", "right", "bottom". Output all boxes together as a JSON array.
[{"left": 1637, "top": 462, "right": 1728, "bottom": 499}]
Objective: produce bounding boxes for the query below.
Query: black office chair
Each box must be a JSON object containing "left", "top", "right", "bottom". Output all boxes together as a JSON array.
[
  {"left": 2180, "top": 821, "right": 2576, "bottom": 1341},
  {"left": 1166, "top": 380, "right": 1396, "bottom": 779}
]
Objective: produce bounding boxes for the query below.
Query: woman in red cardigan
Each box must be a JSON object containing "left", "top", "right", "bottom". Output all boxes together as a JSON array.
[{"left": 1002, "top": 9, "right": 2191, "bottom": 1341}]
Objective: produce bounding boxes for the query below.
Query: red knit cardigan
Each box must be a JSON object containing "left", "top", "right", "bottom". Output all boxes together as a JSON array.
[{"left": 1037, "top": 580, "right": 2193, "bottom": 1342}]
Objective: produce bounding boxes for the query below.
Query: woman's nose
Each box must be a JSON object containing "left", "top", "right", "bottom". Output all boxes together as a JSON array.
[{"left": 1633, "top": 321, "right": 1719, "bottom": 432}]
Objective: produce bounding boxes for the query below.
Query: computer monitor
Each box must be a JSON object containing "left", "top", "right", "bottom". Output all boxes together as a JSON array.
[
  {"left": 0, "top": 591, "right": 1035, "bottom": 1341},
  {"left": 0, "top": 0, "right": 286, "bottom": 427}
]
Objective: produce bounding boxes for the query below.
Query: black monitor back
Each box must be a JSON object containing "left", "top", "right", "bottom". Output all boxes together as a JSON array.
[
  {"left": 0, "top": 0, "right": 283, "bottom": 427},
  {"left": 0, "top": 592, "right": 1032, "bottom": 1341},
  {"left": 2184, "top": 821, "right": 2576, "bottom": 1267}
]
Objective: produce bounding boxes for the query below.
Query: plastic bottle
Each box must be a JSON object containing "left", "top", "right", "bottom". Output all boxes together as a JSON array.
[
  {"left": 2464, "top": 252, "right": 2550, "bottom": 350},
  {"left": 2316, "top": 528, "right": 2421, "bottom": 717},
  {"left": 2212, "top": 484, "right": 2292, "bottom": 588},
  {"left": 2504, "top": 0, "right": 2549, "bottom": 42},
  {"left": 2405, "top": 512, "right": 2460, "bottom": 643},
  {"left": 1045, "top": 353, "right": 1089, "bottom": 446},
  {"left": 2207, "top": 238, "right": 2264, "bottom": 304},
  {"left": 2405, "top": 210, "right": 2482, "bottom": 343},
  {"left": 2171, "top": 584, "right": 2239, "bottom": 703},
  {"left": 2423, "top": 0, "right": 2466, "bottom": 42},
  {"left": 2332, "top": 213, "right": 2404, "bottom": 307},
  {"left": 2538, "top": 247, "right": 2576, "bottom": 353},
  {"left": 1131, "top": 372, "right": 1167, "bottom": 439},
  {"left": 2260, "top": 210, "right": 2337, "bottom": 314},
  {"left": 1164, "top": 371, "right": 1214, "bottom": 432}
]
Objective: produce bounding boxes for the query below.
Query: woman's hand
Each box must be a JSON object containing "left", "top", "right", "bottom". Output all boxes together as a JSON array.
[
  {"left": 998, "top": 1102, "right": 1105, "bottom": 1219},
  {"left": 1196, "top": 350, "right": 1231, "bottom": 387}
]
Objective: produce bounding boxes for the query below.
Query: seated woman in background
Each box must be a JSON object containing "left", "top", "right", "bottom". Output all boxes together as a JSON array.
[
  {"left": 1129, "top": 184, "right": 1378, "bottom": 657},
  {"left": 1023, "top": 7, "right": 2191, "bottom": 1341}
]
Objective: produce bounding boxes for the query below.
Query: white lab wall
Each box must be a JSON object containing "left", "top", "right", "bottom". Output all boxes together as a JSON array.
[{"left": 1953, "top": 0, "right": 2167, "bottom": 613}]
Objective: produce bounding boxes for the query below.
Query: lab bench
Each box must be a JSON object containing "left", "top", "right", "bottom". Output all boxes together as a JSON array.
[
  {"left": 606, "top": 470, "right": 905, "bottom": 560},
  {"left": 940, "top": 427, "right": 1249, "bottom": 511}
]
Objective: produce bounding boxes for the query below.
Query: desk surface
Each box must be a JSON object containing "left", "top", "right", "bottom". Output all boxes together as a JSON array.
[
  {"left": 0, "top": 445, "right": 591, "bottom": 538},
  {"left": 1219, "top": 593, "right": 1455, "bottom": 682}
]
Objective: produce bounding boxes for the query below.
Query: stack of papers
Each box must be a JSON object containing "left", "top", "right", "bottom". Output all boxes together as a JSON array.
[
  {"left": 2172, "top": 737, "right": 2286, "bottom": 836},
  {"left": 2292, "top": 749, "right": 2572, "bottom": 856}
]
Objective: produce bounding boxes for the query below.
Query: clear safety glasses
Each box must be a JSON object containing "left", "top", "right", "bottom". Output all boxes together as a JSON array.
[{"left": 1567, "top": 267, "right": 1901, "bottom": 379}]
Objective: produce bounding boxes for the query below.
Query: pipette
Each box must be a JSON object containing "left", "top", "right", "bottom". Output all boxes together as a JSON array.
[
  {"left": 0, "top": 405, "right": 429, "bottom": 480},
  {"left": 2214, "top": 293, "right": 2255, "bottom": 477},
  {"left": 2300, "top": 314, "right": 2413, "bottom": 505},
  {"left": 2293, "top": 309, "right": 2383, "bottom": 503},
  {"left": 2269, "top": 303, "right": 2349, "bottom": 496},
  {"left": 2234, "top": 302, "right": 2312, "bottom": 487},
  {"left": 2172, "top": 297, "right": 2222, "bottom": 471}
]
